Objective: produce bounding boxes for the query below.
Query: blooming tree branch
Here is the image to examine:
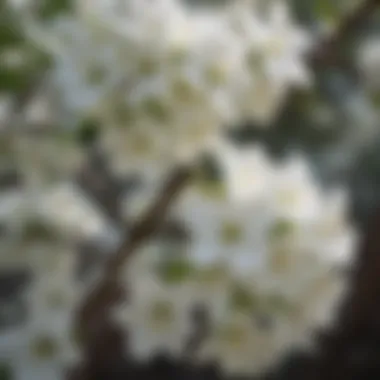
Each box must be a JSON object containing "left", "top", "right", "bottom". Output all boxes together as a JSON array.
[
  {"left": 73, "top": 166, "right": 192, "bottom": 354},
  {"left": 69, "top": 1, "right": 380, "bottom": 378}
]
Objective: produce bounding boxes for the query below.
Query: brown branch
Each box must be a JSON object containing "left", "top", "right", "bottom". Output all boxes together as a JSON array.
[
  {"left": 309, "top": 0, "right": 380, "bottom": 69},
  {"left": 74, "top": 166, "right": 193, "bottom": 349}
]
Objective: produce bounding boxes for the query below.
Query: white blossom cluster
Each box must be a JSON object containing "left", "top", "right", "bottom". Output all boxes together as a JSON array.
[
  {"left": 0, "top": 188, "right": 86, "bottom": 380},
  {"left": 0, "top": 134, "right": 120, "bottom": 379},
  {"left": 0, "top": 0, "right": 362, "bottom": 378},
  {"left": 22, "top": 0, "right": 311, "bottom": 177},
  {"left": 115, "top": 140, "right": 357, "bottom": 376}
]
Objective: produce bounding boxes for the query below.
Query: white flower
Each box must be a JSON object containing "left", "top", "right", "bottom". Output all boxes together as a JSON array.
[
  {"left": 198, "top": 311, "right": 281, "bottom": 376},
  {"left": 13, "top": 134, "right": 84, "bottom": 186},
  {"left": 1, "top": 320, "right": 80, "bottom": 380},
  {"left": 35, "top": 182, "right": 110, "bottom": 240},
  {"left": 176, "top": 181, "right": 271, "bottom": 274},
  {"left": 268, "top": 155, "right": 323, "bottom": 221},
  {"left": 0, "top": 247, "right": 82, "bottom": 380},
  {"left": 21, "top": 0, "right": 311, "bottom": 173},
  {"left": 214, "top": 139, "right": 275, "bottom": 202},
  {"left": 25, "top": 248, "right": 82, "bottom": 318},
  {"left": 306, "top": 189, "right": 358, "bottom": 266},
  {"left": 114, "top": 276, "right": 193, "bottom": 361}
]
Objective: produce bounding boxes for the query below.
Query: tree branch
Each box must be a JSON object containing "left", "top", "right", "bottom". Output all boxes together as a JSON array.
[
  {"left": 70, "top": 0, "right": 380, "bottom": 378},
  {"left": 74, "top": 166, "right": 193, "bottom": 349},
  {"left": 309, "top": 0, "right": 380, "bottom": 69}
]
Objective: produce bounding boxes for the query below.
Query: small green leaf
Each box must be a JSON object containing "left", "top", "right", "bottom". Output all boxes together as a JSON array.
[
  {"left": 156, "top": 258, "right": 195, "bottom": 284},
  {"left": 196, "top": 264, "right": 227, "bottom": 285},
  {"left": 229, "top": 284, "right": 258, "bottom": 312},
  {"left": 114, "top": 103, "right": 136, "bottom": 127},
  {"left": 77, "top": 119, "right": 100, "bottom": 146},
  {"left": 264, "top": 294, "right": 294, "bottom": 315},
  {"left": 70, "top": 326, "right": 85, "bottom": 348},
  {"left": 268, "top": 219, "right": 295, "bottom": 241},
  {"left": 0, "top": 69, "right": 30, "bottom": 92},
  {"left": 38, "top": 0, "right": 72, "bottom": 20},
  {"left": 30, "top": 335, "right": 59, "bottom": 359},
  {"left": 142, "top": 97, "right": 170, "bottom": 123},
  {"left": 21, "top": 219, "right": 58, "bottom": 243},
  {"left": 314, "top": 0, "right": 339, "bottom": 25},
  {"left": 370, "top": 91, "right": 380, "bottom": 109}
]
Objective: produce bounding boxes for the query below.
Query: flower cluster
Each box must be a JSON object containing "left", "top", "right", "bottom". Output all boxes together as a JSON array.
[
  {"left": 0, "top": 176, "right": 110, "bottom": 379},
  {"left": 2, "top": 1, "right": 362, "bottom": 378},
  {"left": 23, "top": 0, "right": 310, "bottom": 176},
  {"left": 0, "top": 214, "right": 78, "bottom": 379},
  {"left": 115, "top": 139, "right": 357, "bottom": 376}
]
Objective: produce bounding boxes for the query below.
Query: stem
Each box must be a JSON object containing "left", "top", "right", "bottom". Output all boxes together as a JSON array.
[
  {"left": 74, "top": 166, "right": 192, "bottom": 348},
  {"left": 309, "top": 0, "right": 380, "bottom": 68}
]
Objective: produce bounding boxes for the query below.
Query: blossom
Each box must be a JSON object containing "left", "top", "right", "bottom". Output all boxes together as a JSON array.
[
  {"left": 116, "top": 245, "right": 194, "bottom": 360},
  {"left": 34, "top": 182, "right": 111, "bottom": 241},
  {"left": 117, "top": 141, "right": 356, "bottom": 375},
  {"left": 21, "top": 0, "right": 311, "bottom": 176},
  {"left": 213, "top": 138, "right": 276, "bottom": 202},
  {"left": 0, "top": 246, "right": 82, "bottom": 380}
]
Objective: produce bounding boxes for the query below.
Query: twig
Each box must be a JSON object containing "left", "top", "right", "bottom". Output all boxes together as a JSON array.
[
  {"left": 74, "top": 166, "right": 193, "bottom": 348},
  {"left": 309, "top": 0, "right": 380, "bottom": 68}
]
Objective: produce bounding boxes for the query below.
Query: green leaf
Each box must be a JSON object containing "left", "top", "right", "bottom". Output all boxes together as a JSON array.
[
  {"left": 268, "top": 219, "right": 295, "bottom": 241},
  {"left": 314, "top": 0, "right": 339, "bottom": 24},
  {"left": 264, "top": 294, "right": 295, "bottom": 315},
  {"left": 0, "top": 22, "right": 23, "bottom": 48},
  {"left": 370, "top": 91, "right": 380, "bottom": 109},
  {"left": 229, "top": 284, "right": 258, "bottom": 312},
  {"left": 0, "top": 69, "right": 30, "bottom": 92},
  {"left": 21, "top": 219, "right": 59, "bottom": 243},
  {"left": 38, "top": 0, "right": 72, "bottom": 20},
  {"left": 156, "top": 258, "right": 195, "bottom": 285},
  {"left": 142, "top": 97, "right": 170, "bottom": 123},
  {"left": 30, "top": 335, "right": 59, "bottom": 359},
  {"left": 77, "top": 119, "right": 100, "bottom": 146}
]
